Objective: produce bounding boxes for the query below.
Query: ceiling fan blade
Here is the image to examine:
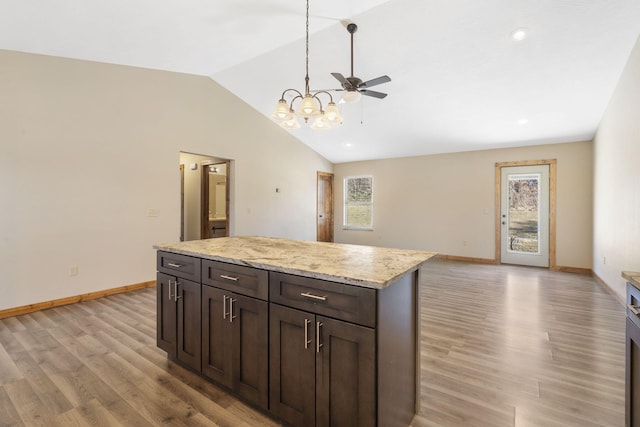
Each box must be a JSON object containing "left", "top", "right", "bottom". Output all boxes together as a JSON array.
[
  {"left": 360, "top": 75, "right": 391, "bottom": 88},
  {"left": 312, "top": 88, "right": 345, "bottom": 92},
  {"left": 360, "top": 89, "right": 388, "bottom": 99},
  {"left": 331, "top": 72, "right": 349, "bottom": 85}
]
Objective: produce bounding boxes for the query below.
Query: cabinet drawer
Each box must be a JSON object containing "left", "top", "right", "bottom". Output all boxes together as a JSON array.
[
  {"left": 270, "top": 272, "right": 376, "bottom": 327},
  {"left": 157, "top": 251, "right": 201, "bottom": 282},
  {"left": 628, "top": 283, "right": 640, "bottom": 329},
  {"left": 202, "top": 260, "right": 268, "bottom": 300}
]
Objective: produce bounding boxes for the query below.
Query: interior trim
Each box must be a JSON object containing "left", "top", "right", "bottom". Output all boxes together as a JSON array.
[
  {"left": 0, "top": 280, "right": 156, "bottom": 319},
  {"left": 592, "top": 271, "right": 625, "bottom": 306}
]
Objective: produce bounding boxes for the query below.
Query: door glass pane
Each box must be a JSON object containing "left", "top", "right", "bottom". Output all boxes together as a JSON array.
[{"left": 508, "top": 173, "right": 540, "bottom": 254}]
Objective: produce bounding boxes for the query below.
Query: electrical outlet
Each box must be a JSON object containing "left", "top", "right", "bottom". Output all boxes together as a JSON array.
[
  {"left": 463, "top": 240, "right": 468, "bottom": 246},
  {"left": 147, "top": 208, "right": 160, "bottom": 217},
  {"left": 603, "top": 256, "right": 606, "bottom": 265},
  {"left": 69, "top": 266, "right": 79, "bottom": 276}
]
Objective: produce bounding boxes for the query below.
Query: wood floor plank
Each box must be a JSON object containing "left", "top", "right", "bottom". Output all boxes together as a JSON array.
[
  {"left": 3, "top": 378, "right": 52, "bottom": 425},
  {"left": 0, "top": 385, "right": 24, "bottom": 427},
  {"left": 50, "top": 398, "right": 124, "bottom": 427}
]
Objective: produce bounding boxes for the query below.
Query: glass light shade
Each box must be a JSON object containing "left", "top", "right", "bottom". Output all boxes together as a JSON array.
[
  {"left": 323, "top": 102, "right": 342, "bottom": 124},
  {"left": 280, "top": 116, "right": 301, "bottom": 129},
  {"left": 297, "top": 95, "right": 321, "bottom": 118},
  {"left": 311, "top": 117, "right": 331, "bottom": 130},
  {"left": 341, "top": 90, "right": 361, "bottom": 103},
  {"left": 271, "top": 99, "right": 293, "bottom": 122}
]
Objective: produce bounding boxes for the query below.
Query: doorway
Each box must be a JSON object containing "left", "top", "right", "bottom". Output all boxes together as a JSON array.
[
  {"left": 179, "top": 152, "right": 231, "bottom": 241},
  {"left": 317, "top": 172, "right": 334, "bottom": 242},
  {"left": 496, "top": 160, "right": 556, "bottom": 268}
]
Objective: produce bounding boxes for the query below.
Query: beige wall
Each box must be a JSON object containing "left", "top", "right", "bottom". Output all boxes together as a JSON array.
[
  {"left": 0, "top": 50, "right": 332, "bottom": 310},
  {"left": 593, "top": 35, "right": 640, "bottom": 302},
  {"left": 334, "top": 141, "right": 593, "bottom": 269}
]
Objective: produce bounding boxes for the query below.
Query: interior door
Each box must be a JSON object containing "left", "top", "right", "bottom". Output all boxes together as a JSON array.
[
  {"left": 317, "top": 172, "right": 334, "bottom": 242},
  {"left": 500, "top": 165, "right": 549, "bottom": 267}
]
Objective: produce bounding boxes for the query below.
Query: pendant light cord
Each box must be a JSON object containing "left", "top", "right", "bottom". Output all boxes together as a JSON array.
[{"left": 304, "top": 0, "right": 310, "bottom": 95}]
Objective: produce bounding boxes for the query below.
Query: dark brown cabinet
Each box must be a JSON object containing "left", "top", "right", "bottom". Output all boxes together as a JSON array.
[
  {"left": 156, "top": 252, "right": 202, "bottom": 372},
  {"left": 157, "top": 272, "right": 202, "bottom": 371},
  {"left": 269, "top": 303, "right": 375, "bottom": 427},
  {"left": 627, "top": 282, "right": 640, "bottom": 427},
  {"left": 157, "top": 249, "right": 421, "bottom": 427},
  {"left": 202, "top": 285, "right": 268, "bottom": 410}
]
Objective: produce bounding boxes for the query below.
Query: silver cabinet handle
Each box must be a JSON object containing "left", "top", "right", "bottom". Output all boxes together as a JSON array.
[
  {"left": 174, "top": 281, "right": 181, "bottom": 301},
  {"left": 230, "top": 298, "right": 237, "bottom": 322},
  {"left": 301, "top": 292, "right": 327, "bottom": 301},
  {"left": 223, "top": 295, "right": 229, "bottom": 320},
  {"left": 316, "top": 321, "right": 323, "bottom": 353},
  {"left": 167, "top": 262, "right": 182, "bottom": 268},
  {"left": 304, "top": 319, "right": 311, "bottom": 349},
  {"left": 168, "top": 280, "right": 174, "bottom": 301},
  {"left": 629, "top": 304, "right": 640, "bottom": 316},
  {"left": 220, "top": 274, "right": 239, "bottom": 282}
]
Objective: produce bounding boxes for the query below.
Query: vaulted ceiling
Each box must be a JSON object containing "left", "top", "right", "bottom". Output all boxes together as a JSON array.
[{"left": 2, "top": 0, "right": 640, "bottom": 163}]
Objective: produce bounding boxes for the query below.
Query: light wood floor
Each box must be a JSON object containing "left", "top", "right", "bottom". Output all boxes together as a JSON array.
[{"left": 0, "top": 259, "right": 626, "bottom": 426}]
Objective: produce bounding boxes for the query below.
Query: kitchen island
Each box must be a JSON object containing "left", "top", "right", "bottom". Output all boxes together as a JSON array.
[
  {"left": 154, "top": 236, "right": 436, "bottom": 427},
  {"left": 623, "top": 271, "right": 640, "bottom": 427}
]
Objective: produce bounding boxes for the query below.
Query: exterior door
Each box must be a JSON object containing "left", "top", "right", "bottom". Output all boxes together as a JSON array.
[
  {"left": 500, "top": 165, "right": 550, "bottom": 267},
  {"left": 317, "top": 172, "right": 334, "bottom": 242}
]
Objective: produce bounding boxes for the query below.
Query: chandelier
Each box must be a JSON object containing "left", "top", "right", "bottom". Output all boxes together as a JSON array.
[{"left": 271, "top": 0, "right": 342, "bottom": 130}]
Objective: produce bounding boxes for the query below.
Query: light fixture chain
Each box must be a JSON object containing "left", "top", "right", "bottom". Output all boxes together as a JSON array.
[
  {"left": 272, "top": 0, "right": 343, "bottom": 129},
  {"left": 304, "top": 0, "right": 310, "bottom": 94}
]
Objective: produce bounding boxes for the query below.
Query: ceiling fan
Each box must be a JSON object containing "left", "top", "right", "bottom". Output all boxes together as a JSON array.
[{"left": 330, "top": 23, "right": 391, "bottom": 102}]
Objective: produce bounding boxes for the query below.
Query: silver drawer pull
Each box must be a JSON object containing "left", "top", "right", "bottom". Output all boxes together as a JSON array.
[
  {"left": 220, "top": 274, "right": 239, "bottom": 282},
  {"left": 628, "top": 304, "right": 640, "bottom": 316},
  {"left": 301, "top": 292, "right": 327, "bottom": 301},
  {"left": 167, "top": 263, "right": 183, "bottom": 268},
  {"left": 304, "top": 319, "right": 311, "bottom": 349},
  {"left": 316, "top": 321, "right": 323, "bottom": 353},
  {"left": 230, "top": 298, "right": 237, "bottom": 322}
]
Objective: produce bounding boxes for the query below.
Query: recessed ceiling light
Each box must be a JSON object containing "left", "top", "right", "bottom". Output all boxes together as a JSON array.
[
  {"left": 511, "top": 28, "right": 528, "bottom": 42},
  {"left": 517, "top": 118, "right": 529, "bottom": 125}
]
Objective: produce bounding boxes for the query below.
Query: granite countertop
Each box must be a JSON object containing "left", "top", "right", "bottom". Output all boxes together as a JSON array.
[
  {"left": 154, "top": 236, "right": 437, "bottom": 289},
  {"left": 623, "top": 271, "right": 640, "bottom": 291}
]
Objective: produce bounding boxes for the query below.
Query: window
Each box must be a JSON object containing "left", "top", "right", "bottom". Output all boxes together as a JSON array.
[{"left": 343, "top": 175, "right": 373, "bottom": 230}]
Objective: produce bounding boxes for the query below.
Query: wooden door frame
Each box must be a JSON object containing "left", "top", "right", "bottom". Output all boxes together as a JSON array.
[
  {"left": 201, "top": 160, "right": 231, "bottom": 239},
  {"left": 495, "top": 159, "right": 557, "bottom": 269},
  {"left": 317, "top": 171, "right": 334, "bottom": 242},
  {"left": 180, "top": 164, "right": 185, "bottom": 242}
]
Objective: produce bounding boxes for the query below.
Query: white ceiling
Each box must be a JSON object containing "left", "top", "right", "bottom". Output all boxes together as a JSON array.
[{"left": 2, "top": 0, "right": 640, "bottom": 163}]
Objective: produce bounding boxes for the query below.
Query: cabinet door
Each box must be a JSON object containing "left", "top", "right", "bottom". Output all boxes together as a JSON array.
[
  {"left": 202, "top": 286, "right": 232, "bottom": 387},
  {"left": 316, "top": 316, "right": 375, "bottom": 427},
  {"left": 230, "top": 294, "right": 268, "bottom": 410},
  {"left": 177, "top": 279, "right": 201, "bottom": 371},
  {"left": 627, "top": 317, "right": 640, "bottom": 427},
  {"left": 157, "top": 272, "right": 177, "bottom": 356},
  {"left": 270, "top": 304, "right": 316, "bottom": 427}
]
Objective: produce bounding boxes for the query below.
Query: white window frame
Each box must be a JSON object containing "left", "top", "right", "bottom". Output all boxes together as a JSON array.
[{"left": 343, "top": 175, "right": 374, "bottom": 230}]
